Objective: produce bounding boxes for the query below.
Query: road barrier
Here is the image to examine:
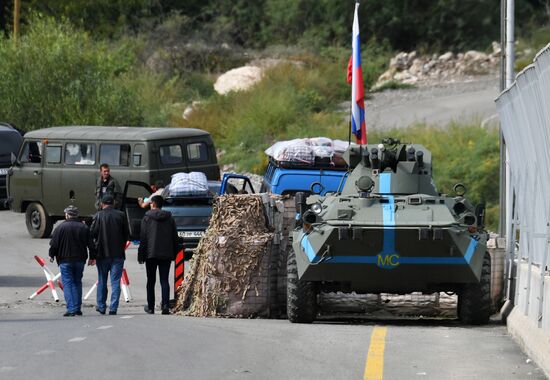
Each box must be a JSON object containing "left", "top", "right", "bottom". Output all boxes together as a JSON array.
[
  {"left": 84, "top": 241, "right": 133, "bottom": 302},
  {"left": 174, "top": 248, "right": 185, "bottom": 299},
  {"left": 120, "top": 269, "right": 132, "bottom": 302},
  {"left": 29, "top": 255, "right": 63, "bottom": 301}
]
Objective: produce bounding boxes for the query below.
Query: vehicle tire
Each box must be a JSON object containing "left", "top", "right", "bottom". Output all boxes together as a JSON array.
[
  {"left": 287, "top": 247, "right": 317, "bottom": 323},
  {"left": 25, "top": 202, "right": 53, "bottom": 238},
  {"left": 458, "top": 253, "right": 492, "bottom": 325}
]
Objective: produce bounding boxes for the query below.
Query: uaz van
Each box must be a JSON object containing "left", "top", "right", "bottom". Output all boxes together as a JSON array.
[{"left": 7, "top": 126, "right": 220, "bottom": 238}]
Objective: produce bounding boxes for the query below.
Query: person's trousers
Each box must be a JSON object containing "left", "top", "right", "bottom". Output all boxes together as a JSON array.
[
  {"left": 59, "top": 261, "right": 86, "bottom": 313},
  {"left": 96, "top": 258, "right": 124, "bottom": 312},
  {"left": 145, "top": 258, "right": 171, "bottom": 311}
]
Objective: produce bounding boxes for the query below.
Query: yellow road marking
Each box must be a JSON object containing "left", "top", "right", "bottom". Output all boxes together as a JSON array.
[{"left": 363, "top": 326, "right": 388, "bottom": 380}]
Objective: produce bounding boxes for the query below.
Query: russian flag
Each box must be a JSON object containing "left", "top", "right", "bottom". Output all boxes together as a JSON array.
[{"left": 347, "top": 2, "right": 367, "bottom": 145}]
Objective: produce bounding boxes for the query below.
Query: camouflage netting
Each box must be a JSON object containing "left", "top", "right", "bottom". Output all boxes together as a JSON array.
[{"left": 174, "top": 194, "right": 276, "bottom": 317}]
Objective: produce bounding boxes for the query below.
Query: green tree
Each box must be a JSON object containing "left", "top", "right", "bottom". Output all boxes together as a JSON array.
[{"left": 0, "top": 16, "right": 143, "bottom": 131}]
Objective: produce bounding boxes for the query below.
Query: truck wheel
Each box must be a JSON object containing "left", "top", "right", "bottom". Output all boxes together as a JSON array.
[
  {"left": 458, "top": 253, "right": 492, "bottom": 325},
  {"left": 25, "top": 202, "right": 53, "bottom": 238},
  {"left": 287, "top": 247, "right": 317, "bottom": 323}
]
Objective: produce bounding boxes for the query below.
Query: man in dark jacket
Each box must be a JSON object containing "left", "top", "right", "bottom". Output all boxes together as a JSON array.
[
  {"left": 91, "top": 194, "right": 129, "bottom": 315},
  {"left": 95, "top": 163, "right": 121, "bottom": 211},
  {"left": 138, "top": 195, "right": 178, "bottom": 314},
  {"left": 49, "top": 205, "right": 95, "bottom": 317}
]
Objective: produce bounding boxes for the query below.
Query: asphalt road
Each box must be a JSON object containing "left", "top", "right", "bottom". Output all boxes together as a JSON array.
[
  {"left": 0, "top": 210, "right": 545, "bottom": 380},
  {"left": 365, "top": 75, "right": 500, "bottom": 130}
]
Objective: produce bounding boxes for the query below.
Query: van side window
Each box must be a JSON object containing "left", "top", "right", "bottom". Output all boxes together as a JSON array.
[
  {"left": 45, "top": 145, "right": 62, "bottom": 164},
  {"left": 160, "top": 144, "right": 183, "bottom": 165},
  {"left": 65, "top": 143, "right": 96, "bottom": 165},
  {"left": 100, "top": 144, "right": 131, "bottom": 166},
  {"left": 187, "top": 142, "right": 208, "bottom": 162},
  {"left": 20, "top": 141, "right": 43, "bottom": 164}
]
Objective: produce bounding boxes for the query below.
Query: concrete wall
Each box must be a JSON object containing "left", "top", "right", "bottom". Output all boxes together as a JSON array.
[{"left": 507, "top": 262, "right": 550, "bottom": 378}]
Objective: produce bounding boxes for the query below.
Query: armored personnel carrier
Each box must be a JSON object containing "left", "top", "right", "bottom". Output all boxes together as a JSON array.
[{"left": 288, "top": 138, "right": 490, "bottom": 324}]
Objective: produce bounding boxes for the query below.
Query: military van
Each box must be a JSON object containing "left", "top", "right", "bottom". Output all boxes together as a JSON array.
[
  {"left": 0, "top": 123, "right": 23, "bottom": 208},
  {"left": 7, "top": 126, "right": 220, "bottom": 238}
]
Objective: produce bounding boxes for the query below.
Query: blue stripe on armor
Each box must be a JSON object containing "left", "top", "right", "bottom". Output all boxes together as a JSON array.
[
  {"left": 379, "top": 173, "right": 396, "bottom": 256},
  {"left": 464, "top": 238, "right": 478, "bottom": 263}
]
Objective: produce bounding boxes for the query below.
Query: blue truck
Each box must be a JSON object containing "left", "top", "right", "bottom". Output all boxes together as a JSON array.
[{"left": 260, "top": 157, "right": 349, "bottom": 196}]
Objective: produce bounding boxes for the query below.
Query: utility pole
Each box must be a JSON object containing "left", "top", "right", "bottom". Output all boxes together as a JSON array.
[{"left": 13, "top": 0, "right": 20, "bottom": 47}]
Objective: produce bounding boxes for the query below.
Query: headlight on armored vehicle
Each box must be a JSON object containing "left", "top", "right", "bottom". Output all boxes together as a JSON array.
[{"left": 311, "top": 203, "right": 323, "bottom": 215}]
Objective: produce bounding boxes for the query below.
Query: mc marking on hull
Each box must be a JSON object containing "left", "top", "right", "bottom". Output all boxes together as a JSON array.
[{"left": 377, "top": 253, "right": 400, "bottom": 269}]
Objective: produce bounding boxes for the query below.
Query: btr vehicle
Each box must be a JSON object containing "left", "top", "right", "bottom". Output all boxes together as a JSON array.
[
  {"left": 288, "top": 138, "right": 490, "bottom": 324},
  {"left": 0, "top": 123, "right": 23, "bottom": 208}
]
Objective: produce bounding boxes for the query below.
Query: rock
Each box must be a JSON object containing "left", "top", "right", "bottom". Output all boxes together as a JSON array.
[
  {"left": 377, "top": 68, "right": 396, "bottom": 82},
  {"left": 409, "top": 59, "right": 424, "bottom": 76},
  {"left": 214, "top": 66, "right": 264, "bottom": 95},
  {"left": 182, "top": 101, "right": 202, "bottom": 120},
  {"left": 464, "top": 50, "right": 489, "bottom": 62},
  {"left": 390, "top": 52, "right": 412, "bottom": 70},
  {"left": 394, "top": 71, "right": 415, "bottom": 82},
  {"left": 492, "top": 41, "right": 501, "bottom": 56},
  {"left": 438, "top": 52, "right": 454, "bottom": 62}
]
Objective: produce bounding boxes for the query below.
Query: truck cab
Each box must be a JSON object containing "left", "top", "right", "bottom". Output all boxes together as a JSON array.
[{"left": 261, "top": 157, "right": 349, "bottom": 196}]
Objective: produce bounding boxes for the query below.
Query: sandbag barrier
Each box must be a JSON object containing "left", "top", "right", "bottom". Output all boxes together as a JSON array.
[{"left": 174, "top": 194, "right": 294, "bottom": 318}]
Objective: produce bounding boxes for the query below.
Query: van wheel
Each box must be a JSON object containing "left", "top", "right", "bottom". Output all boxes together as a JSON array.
[{"left": 25, "top": 202, "right": 53, "bottom": 238}]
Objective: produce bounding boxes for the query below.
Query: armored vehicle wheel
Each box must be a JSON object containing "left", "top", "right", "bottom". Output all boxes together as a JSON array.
[
  {"left": 25, "top": 202, "right": 53, "bottom": 238},
  {"left": 458, "top": 253, "right": 491, "bottom": 325},
  {"left": 287, "top": 247, "right": 318, "bottom": 323}
]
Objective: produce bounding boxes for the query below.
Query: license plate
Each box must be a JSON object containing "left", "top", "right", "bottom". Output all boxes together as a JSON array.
[
  {"left": 178, "top": 231, "right": 205, "bottom": 238},
  {"left": 0, "top": 168, "right": 8, "bottom": 175}
]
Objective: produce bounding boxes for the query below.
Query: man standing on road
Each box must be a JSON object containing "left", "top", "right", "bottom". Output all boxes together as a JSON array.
[
  {"left": 138, "top": 195, "right": 178, "bottom": 315},
  {"left": 91, "top": 194, "right": 129, "bottom": 315},
  {"left": 95, "top": 163, "right": 121, "bottom": 211},
  {"left": 49, "top": 205, "right": 95, "bottom": 317}
]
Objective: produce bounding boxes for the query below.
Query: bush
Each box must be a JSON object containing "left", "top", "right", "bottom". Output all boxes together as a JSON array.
[
  {"left": 0, "top": 16, "right": 145, "bottom": 130},
  {"left": 368, "top": 124, "right": 500, "bottom": 230}
]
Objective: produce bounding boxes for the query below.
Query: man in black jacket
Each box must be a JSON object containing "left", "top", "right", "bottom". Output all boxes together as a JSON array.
[
  {"left": 49, "top": 205, "right": 95, "bottom": 317},
  {"left": 94, "top": 163, "right": 121, "bottom": 211},
  {"left": 138, "top": 195, "right": 178, "bottom": 315},
  {"left": 91, "top": 194, "right": 129, "bottom": 315}
]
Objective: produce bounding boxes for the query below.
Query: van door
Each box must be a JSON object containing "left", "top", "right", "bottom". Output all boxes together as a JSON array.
[
  {"left": 61, "top": 142, "right": 98, "bottom": 217},
  {"left": 42, "top": 143, "right": 64, "bottom": 216},
  {"left": 9, "top": 140, "right": 44, "bottom": 209},
  {"left": 122, "top": 181, "right": 151, "bottom": 240}
]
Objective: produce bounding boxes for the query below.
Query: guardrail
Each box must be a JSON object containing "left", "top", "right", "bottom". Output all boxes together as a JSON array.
[{"left": 495, "top": 42, "right": 550, "bottom": 331}]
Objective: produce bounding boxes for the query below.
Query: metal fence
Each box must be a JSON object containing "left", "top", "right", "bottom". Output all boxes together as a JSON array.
[{"left": 495, "top": 42, "right": 550, "bottom": 328}]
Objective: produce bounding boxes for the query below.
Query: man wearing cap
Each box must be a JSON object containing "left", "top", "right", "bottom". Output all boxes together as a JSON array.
[
  {"left": 49, "top": 205, "right": 95, "bottom": 317},
  {"left": 91, "top": 194, "right": 129, "bottom": 315}
]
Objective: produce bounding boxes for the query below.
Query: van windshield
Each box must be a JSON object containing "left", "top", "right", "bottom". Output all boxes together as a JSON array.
[{"left": 0, "top": 132, "right": 22, "bottom": 164}]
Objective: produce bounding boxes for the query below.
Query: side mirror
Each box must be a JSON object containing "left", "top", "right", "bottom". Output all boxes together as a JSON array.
[{"left": 10, "top": 152, "right": 19, "bottom": 166}]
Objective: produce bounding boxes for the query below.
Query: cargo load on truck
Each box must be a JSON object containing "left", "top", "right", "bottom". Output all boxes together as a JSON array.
[
  {"left": 265, "top": 137, "right": 349, "bottom": 168},
  {"left": 261, "top": 138, "right": 351, "bottom": 196}
]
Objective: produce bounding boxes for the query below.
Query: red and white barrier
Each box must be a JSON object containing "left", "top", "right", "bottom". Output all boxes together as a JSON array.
[
  {"left": 84, "top": 241, "right": 133, "bottom": 302},
  {"left": 29, "top": 255, "right": 62, "bottom": 302},
  {"left": 83, "top": 281, "right": 98, "bottom": 300},
  {"left": 120, "top": 269, "right": 132, "bottom": 302}
]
